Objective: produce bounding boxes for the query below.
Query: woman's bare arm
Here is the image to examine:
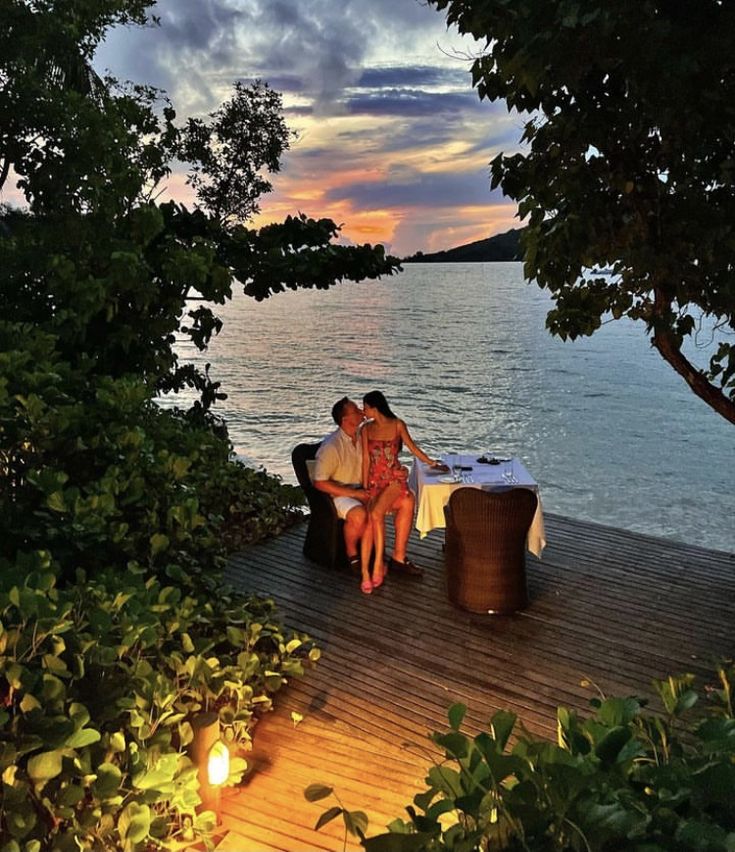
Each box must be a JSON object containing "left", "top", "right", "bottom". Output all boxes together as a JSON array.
[
  {"left": 361, "top": 425, "right": 370, "bottom": 488},
  {"left": 397, "top": 420, "right": 437, "bottom": 466}
]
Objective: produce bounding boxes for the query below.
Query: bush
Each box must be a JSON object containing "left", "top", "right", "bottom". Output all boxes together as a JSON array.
[
  {"left": 0, "top": 321, "right": 302, "bottom": 577},
  {"left": 0, "top": 551, "right": 318, "bottom": 851},
  {"left": 308, "top": 665, "right": 735, "bottom": 851}
]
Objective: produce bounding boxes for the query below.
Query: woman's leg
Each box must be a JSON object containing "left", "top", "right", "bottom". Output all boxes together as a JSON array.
[
  {"left": 359, "top": 507, "right": 374, "bottom": 590},
  {"left": 370, "top": 481, "right": 402, "bottom": 583}
]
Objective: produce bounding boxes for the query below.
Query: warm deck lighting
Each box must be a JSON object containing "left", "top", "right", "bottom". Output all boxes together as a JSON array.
[
  {"left": 207, "top": 740, "right": 230, "bottom": 786},
  {"left": 191, "top": 712, "right": 229, "bottom": 819}
]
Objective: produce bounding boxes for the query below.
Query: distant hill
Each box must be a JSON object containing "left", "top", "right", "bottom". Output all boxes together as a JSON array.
[{"left": 403, "top": 227, "right": 524, "bottom": 263}]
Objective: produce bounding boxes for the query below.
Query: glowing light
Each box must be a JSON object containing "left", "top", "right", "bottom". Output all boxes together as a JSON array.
[{"left": 207, "top": 740, "right": 230, "bottom": 786}]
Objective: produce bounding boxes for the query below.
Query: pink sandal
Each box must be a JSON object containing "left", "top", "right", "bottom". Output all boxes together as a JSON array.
[
  {"left": 360, "top": 579, "right": 373, "bottom": 594},
  {"left": 372, "top": 568, "right": 385, "bottom": 589}
]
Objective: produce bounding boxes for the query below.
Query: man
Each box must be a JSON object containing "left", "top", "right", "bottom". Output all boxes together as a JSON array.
[{"left": 313, "top": 397, "right": 422, "bottom": 576}]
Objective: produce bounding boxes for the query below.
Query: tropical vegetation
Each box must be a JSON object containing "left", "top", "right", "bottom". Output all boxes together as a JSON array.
[
  {"left": 309, "top": 665, "right": 735, "bottom": 850},
  {"left": 428, "top": 0, "right": 735, "bottom": 424},
  {"left": 0, "top": 1, "right": 398, "bottom": 848}
]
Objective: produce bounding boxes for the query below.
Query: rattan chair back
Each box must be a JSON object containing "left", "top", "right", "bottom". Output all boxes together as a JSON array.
[
  {"left": 444, "top": 487, "right": 538, "bottom": 614},
  {"left": 291, "top": 442, "right": 347, "bottom": 569}
]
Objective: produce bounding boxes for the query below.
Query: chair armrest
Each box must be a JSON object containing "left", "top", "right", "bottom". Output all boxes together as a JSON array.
[{"left": 305, "top": 484, "right": 340, "bottom": 522}]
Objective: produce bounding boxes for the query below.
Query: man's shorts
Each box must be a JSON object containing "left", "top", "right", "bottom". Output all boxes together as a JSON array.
[{"left": 332, "top": 487, "right": 363, "bottom": 520}]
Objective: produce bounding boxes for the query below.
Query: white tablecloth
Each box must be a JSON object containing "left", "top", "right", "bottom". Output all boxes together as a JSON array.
[{"left": 408, "top": 454, "right": 546, "bottom": 558}]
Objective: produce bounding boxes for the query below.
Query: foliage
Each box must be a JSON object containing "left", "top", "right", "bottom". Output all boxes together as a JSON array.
[
  {"left": 428, "top": 0, "right": 735, "bottom": 424},
  {"left": 0, "top": 319, "right": 302, "bottom": 577},
  {"left": 1, "top": 0, "right": 399, "bottom": 563},
  {"left": 309, "top": 665, "right": 735, "bottom": 851},
  {"left": 304, "top": 784, "right": 369, "bottom": 848},
  {"left": 0, "top": 551, "right": 318, "bottom": 851},
  {"left": 0, "top": 0, "right": 398, "bottom": 848}
]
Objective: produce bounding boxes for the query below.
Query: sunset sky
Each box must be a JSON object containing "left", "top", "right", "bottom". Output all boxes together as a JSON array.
[{"left": 94, "top": 0, "right": 523, "bottom": 256}]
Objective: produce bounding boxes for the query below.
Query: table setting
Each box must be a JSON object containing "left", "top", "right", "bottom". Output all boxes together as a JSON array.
[{"left": 409, "top": 452, "right": 546, "bottom": 557}]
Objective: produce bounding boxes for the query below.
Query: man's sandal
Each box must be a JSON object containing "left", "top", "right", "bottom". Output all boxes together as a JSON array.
[{"left": 389, "top": 557, "right": 423, "bottom": 577}]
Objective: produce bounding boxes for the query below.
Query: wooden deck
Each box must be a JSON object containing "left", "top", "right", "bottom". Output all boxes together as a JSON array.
[{"left": 216, "top": 515, "right": 734, "bottom": 852}]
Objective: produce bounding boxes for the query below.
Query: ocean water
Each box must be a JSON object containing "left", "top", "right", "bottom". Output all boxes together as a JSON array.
[{"left": 169, "top": 263, "right": 734, "bottom": 554}]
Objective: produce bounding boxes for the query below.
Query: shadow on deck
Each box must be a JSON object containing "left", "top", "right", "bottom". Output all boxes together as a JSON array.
[{"left": 216, "top": 515, "right": 734, "bottom": 851}]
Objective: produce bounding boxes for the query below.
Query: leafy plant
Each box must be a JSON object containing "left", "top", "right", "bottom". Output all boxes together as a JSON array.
[
  {"left": 0, "top": 552, "right": 318, "bottom": 851},
  {"left": 309, "top": 665, "right": 735, "bottom": 851},
  {"left": 0, "top": 2, "right": 395, "bottom": 847},
  {"left": 304, "top": 784, "right": 369, "bottom": 850},
  {"left": 427, "top": 0, "right": 735, "bottom": 425}
]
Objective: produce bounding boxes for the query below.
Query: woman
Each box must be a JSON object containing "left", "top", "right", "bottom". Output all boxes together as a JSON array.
[{"left": 359, "top": 390, "right": 440, "bottom": 594}]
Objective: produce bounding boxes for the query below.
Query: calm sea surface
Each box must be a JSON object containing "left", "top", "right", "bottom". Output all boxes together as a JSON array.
[{"left": 171, "top": 263, "right": 734, "bottom": 554}]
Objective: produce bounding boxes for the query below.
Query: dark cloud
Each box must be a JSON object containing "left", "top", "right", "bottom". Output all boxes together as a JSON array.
[
  {"left": 155, "top": 0, "right": 245, "bottom": 51},
  {"left": 345, "top": 88, "right": 484, "bottom": 117},
  {"left": 356, "top": 66, "right": 469, "bottom": 89},
  {"left": 92, "top": 0, "right": 519, "bottom": 254},
  {"left": 97, "top": 0, "right": 478, "bottom": 116},
  {"left": 247, "top": 3, "right": 369, "bottom": 113},
  {"left": 325, "top": 168, "right": 509, "bottom": 210}
]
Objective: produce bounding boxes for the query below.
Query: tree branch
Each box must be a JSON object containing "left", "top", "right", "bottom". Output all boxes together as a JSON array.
[
  {"left": 0, "top": 154, "right": 10, "bottom": 193},
  {"left": 652, "top": 287, "right": 735, "bottom": 425}
]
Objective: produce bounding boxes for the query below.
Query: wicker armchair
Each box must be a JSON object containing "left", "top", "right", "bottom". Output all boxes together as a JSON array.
[
  {"left": 443, "top": 487, "right": 538, "bottom": 614},
  {"left": 291, "top": 442, "right": 347, "bottom": 570}
]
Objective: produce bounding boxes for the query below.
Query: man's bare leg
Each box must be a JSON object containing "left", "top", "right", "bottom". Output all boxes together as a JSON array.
[{"left": 344, "top": 505, "right": 367, "bottom": 562}]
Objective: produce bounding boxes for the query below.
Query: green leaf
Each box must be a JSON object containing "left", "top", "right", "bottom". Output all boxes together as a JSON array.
[
  {"left": 343, "top": 809, "right": 368, "bottom": 839},
  {"left": 108, "top": 732, "right": 126, "bottom": 753},
  {"left": 42, "top": 654, "right": 70, "bottom": 676},
  {"left": 149, "top": 533, "right": 169, "bottom": 556},
  {"left": 93, "top": 762, "right": 123, "bottom": 798},
  {"left": 65, "top": 728, "right": 101, "bottom": 748},
  {"left": 594, "top": 726, "right": 633, "bottom": 765},
  {"left": 304, "top": 783, "right": 333, "bottom": 802},
  {"left": 489, "top": 710, "right": 516, "bottom": 750},
  {"left": 427, "top": 765, "right": 463, "bottom": 798},
  {"left": 314, "top": 806, "right": 342, "bottom": 831},
  {"left": 119, "top": 802, "right": 151, "bottom": 844},
  {"left": 363, "top": 832, "right": 438, "bottom": 852},
  {"left": 448, "top": 703, "right": 467, "bottom": 731},
  {"left": 432, "top": 731, "right": 469, "bottom": 759},
  {"left": 46, "top": 491, "right": 67, "bottom": 512},
  {"left": 26, "top": 750, "right": 64, "bottom": 782}
]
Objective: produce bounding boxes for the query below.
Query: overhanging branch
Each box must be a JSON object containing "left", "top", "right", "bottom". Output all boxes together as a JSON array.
[{"left": 652, "top": 287, "right": 735, "bottom": 425}]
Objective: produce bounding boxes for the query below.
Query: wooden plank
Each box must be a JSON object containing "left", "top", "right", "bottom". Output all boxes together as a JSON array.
[{"left": 212, "top": 515, "right": 734, "bottom": 852}]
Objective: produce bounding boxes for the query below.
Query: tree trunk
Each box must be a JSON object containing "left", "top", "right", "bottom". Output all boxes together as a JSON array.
[{"left": 652, "top": 287, "right": 735, "bottom": 425}]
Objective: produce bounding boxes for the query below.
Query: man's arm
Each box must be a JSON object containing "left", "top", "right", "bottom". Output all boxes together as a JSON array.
[
  {"left": 313, "top": 478, "right": 369, "bottom": 501},
  {"left": 312, "top": 441, "right": 369, "bottom": 501}
]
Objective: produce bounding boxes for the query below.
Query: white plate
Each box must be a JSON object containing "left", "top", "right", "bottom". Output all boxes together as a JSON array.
[{"left": 438, "top": 476, "right": 458, "bottom": 484}]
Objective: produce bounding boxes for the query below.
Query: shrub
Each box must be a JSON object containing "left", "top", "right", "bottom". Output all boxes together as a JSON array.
[
  {"left": 0, "top": 320, "right": 302, "bottom": 576},
  {"left": 308, "top": 665, "right": 735, "bottom": 851},
  {"left": 0, "top": 551, "right": 318, "bottom": 851}
]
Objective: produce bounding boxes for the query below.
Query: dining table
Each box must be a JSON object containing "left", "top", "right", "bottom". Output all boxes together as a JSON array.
[{"left": 408, "top": 453, "right": 546, "bottom": 558}]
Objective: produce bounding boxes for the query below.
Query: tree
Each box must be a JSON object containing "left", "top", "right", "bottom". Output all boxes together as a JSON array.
[
  {"left": 0, "top": 0, "right": 399, "bottom": 566},
  {"left": 429, "top": 0, "right": 735, "bottom": 424}
]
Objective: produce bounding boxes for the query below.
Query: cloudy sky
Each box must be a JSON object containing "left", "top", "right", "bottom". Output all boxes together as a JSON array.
[{"left": 95, "top": 0, "right": 523, "bottom": 256}]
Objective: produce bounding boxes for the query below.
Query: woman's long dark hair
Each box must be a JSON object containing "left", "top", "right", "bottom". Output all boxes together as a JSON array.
[{"left": 363, "top": 390, "right": 397, "bottom": 419}]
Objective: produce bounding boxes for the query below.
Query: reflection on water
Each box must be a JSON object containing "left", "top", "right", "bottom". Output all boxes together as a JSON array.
[{"left": 167, "top": 263, "right": 734, "bottom": 553}]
